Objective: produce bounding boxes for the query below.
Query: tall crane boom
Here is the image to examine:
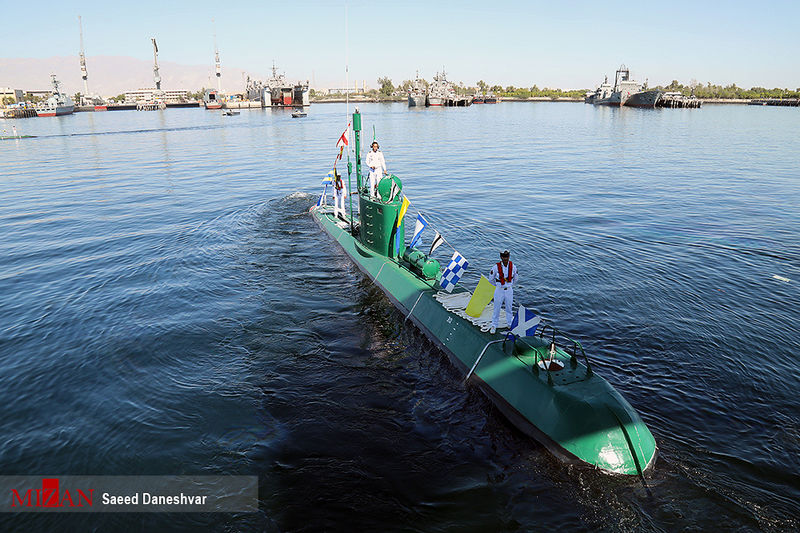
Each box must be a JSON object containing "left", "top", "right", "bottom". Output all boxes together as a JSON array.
[
  {"left": 151, "top": 38, "right": 161, "bottom": 90},
  {"left": 78, "top": 16, "right": 89, "bottom": 98}
]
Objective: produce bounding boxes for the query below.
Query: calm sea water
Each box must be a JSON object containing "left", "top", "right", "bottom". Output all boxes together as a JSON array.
[{"left": 1, "top": 102, "right": 798, "bottom": 531}]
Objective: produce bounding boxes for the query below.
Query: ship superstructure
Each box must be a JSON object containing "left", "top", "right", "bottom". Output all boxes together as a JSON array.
[
  {"left": 407, "top": 71, "right": 427, "bottom": 107},
  {"left": 426, "top": 70, "right": 471, "bottom": 106},
  {"left": 585, "top": 75, "right": 613, "bottom": 104},
  {"left": 427, "top": 70, "right": 454, "bottom": 106},
  {"left": 262, "top": 63, "right": 309, "bottom": 108},
  {"left": 591, "top": 65, "right": 642, "bottom": 106},
  {"left": 35, "top": 75, "right": 75, "bottom": 117}
]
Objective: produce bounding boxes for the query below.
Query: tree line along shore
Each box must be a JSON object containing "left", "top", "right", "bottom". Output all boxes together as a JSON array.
[{"left": 309, "top": 77, "right": 800, "bottom": 103}]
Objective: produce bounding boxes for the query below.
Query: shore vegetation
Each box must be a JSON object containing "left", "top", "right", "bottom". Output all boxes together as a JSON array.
[
  {"left": 654, "top": 80, "right": 799, "bottom": 99},
  {"left": 307, "top": 77, "right": 799, "bottom": 103}
]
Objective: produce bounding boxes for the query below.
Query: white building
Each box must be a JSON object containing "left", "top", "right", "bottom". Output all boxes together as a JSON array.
[
  {"left": 327, "top": 80, "right": 369, "bottom": 95},
  {"left": 124, "top": 88, "right": 190, "bottom": 104}
]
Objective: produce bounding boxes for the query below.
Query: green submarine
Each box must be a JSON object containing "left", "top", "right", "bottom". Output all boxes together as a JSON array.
[{"left": 310, "top": 109, "right": 657, "bottom": 476}]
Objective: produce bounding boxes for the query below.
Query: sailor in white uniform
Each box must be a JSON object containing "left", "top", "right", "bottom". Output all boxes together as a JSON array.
[
  {"left": 489, "top": 250, "right": 518, "bottom": 334},
  {"left": 365, "top": 141, "right": 387, "bottom": 197},
  {"left": 333, "top": 169, "right": 347, "bottom": 219}
]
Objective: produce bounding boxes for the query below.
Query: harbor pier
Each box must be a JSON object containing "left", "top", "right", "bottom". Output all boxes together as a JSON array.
[
  {"left": 1, "top": 107, "right": 37, "bottom": 119},
  {"left": 748, "top": 98, "right": 799, "bottom": 107},
  {"left": 656, "top": 94, "right": 702, "bottom": 108},
  {"left": 224, "top": 100, "right": 262, "bottom": 109}
]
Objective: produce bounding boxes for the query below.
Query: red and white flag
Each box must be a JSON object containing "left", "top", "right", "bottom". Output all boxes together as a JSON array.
[{"left": 336, "top": 124, "right": 350, "bottom": 151}]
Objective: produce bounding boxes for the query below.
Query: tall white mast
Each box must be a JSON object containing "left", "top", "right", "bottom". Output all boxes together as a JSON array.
[
  {"left": 345, "top": 2, "right": 350, "bottom": 140},
  {"left": 78, "top": 16, "right": 89, "bottom": 99},
  {"left": 151, "top": 38, "right": 161, "bottom": 90}
]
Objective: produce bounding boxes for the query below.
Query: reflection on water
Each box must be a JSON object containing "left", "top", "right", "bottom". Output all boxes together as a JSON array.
[{"left": 0, "top": 104, "right": 798, "bottom": 531}]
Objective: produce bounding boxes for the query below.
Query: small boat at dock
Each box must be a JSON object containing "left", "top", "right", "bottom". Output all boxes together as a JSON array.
[{"left": 204, "top": 89, "right": 223, "bottom": 110}]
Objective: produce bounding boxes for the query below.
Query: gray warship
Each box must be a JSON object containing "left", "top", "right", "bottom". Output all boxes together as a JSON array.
[{"left": 407, "top": 71, "right": 427, "bottom": 107}]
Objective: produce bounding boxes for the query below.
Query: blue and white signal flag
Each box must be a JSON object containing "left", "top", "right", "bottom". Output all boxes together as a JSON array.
[{"left": 439, "top": 252, "right": 469, "bottom": 293}]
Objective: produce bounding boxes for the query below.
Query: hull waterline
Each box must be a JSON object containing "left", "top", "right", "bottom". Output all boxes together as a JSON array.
[{"left": 310, "top": 206, "right": 657, "bottom": 476}]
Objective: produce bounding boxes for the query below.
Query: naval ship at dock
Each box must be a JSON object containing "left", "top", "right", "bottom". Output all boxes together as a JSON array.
[
  {"left": 426, "top": 70, "right": 472, "bottom": 107},
  {"left": 586, "top": 65, "right": 641, "bottom": 106},
  {"left": 586, "top": 64, "right": 701, "bottom": 109},
  {"left": 261, "top": 64, "right": 309, "bottom": 108},
  {"left": 407, "top": 72, "right": 427, "bottom": 107},
  {"left": 35, "top": 75, "right": 75, "bottom": 117}
]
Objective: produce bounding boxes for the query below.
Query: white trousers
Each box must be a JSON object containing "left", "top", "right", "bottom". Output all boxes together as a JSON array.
[
  {"left": 368, "top": 170, "right": 381, "bottom": 197},
  {"left": 333, "top": 187, "right": 346, "bottom": 217},
  {"left": 492, "top": 285, "right": 513, "bottom": 328}
]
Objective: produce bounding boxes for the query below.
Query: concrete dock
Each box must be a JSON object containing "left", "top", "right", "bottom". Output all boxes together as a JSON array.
[{"left": 748, "top": 98, "right": 799, "bottom": 107}]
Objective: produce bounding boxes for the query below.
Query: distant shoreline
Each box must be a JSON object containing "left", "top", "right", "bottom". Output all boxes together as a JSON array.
[{"left": 312, "top": 96, "right": 754, "bottom": 105}]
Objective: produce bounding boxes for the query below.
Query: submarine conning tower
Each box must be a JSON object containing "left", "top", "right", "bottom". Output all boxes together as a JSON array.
[{"left": 354, "top": 109, "right": 406, "bottom": 259}]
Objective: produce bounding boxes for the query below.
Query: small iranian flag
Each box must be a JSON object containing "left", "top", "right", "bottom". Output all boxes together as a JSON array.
[{"left": 336, "top": 124, "right": 350, "bottom": 150}]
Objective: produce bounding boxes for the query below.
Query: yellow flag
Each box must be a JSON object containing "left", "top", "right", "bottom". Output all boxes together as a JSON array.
[
  {"left": 396, "top": 196, "right": 410, "bottom": 228},
  {"left": 466, "top": 275, "right": 495, "bottom": 317}
]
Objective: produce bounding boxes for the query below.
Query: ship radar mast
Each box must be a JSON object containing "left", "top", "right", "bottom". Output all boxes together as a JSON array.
[
  {"left": 151, "top": 38, "right": 161, "bottom": 90},
  {"left": 78, "top": 16, "right": 89, "bottom": 100},
  {"left": 614, "top": 64, "right": 630, "bottom": 90},
  {"left": 213, "top": 19, "right": 221, "bottom": 93},
  {"left": 50, "top": 74, "right": 61, "bottom": 95}
]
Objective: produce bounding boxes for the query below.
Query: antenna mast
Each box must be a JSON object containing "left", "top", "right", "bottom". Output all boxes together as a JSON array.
[
  {"left": 78, "top": 16, "right": 89, "bottom": 100},
  {"left": 213, "top": 20, "right": 221, "bottom": 93},
  {"left": 151, "top": 38, "right": 161, "bottom": 90}
]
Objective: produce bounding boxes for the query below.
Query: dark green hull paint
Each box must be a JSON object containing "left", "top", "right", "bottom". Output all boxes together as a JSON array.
[{"left": 311, "top": 207, "right": 657, "bottom": 476}]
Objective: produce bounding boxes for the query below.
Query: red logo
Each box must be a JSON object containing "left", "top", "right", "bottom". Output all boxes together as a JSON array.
[{"left": 11, "top": 478, "right": 93, "bottom": 508}]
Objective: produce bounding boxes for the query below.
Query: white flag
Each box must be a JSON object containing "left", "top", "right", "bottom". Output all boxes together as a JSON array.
[{"left": 429, "top": 232, "right": 444, "bottom": 256}]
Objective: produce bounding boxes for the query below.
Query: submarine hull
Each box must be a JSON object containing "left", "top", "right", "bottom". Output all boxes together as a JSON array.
[{"left": 311, "top": 206, "right": 657, "bottom": 476}]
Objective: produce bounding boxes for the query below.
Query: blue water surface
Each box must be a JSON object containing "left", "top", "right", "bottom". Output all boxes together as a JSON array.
[{"left": 1, "top": 102, "right": 798, "bottom": 531}]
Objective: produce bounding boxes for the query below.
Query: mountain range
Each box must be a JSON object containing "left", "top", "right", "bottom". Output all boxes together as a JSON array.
[{"left": 0, "top": 56, "right": 270, "bottom": 96}]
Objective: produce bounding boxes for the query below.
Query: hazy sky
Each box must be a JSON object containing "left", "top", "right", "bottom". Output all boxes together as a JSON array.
[{"left": 3, "top": 0, "right": 798, "bottom": 90}]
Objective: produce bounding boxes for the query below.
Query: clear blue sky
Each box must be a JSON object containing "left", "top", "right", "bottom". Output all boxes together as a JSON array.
[{"left": 4, "top": 0, "right": 798, "bottom": 90}]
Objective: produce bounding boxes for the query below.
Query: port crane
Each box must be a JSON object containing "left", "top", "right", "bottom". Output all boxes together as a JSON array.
[
  {"left": 78, "top": 16, "right": 89, "bottom": 103},
  {"left": 151, "top": 38, "right": 161, "bottom": 90}
]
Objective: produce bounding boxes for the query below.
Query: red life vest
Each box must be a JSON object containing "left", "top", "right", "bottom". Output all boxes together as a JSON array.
[{"left": 496, "top": 261, "right": 513, "bottom": 285}]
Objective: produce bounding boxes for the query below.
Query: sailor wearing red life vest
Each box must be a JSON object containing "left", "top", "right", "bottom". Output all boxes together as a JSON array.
[{"left": 489, "top": 250, "right": 518, "bottom": 334}]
